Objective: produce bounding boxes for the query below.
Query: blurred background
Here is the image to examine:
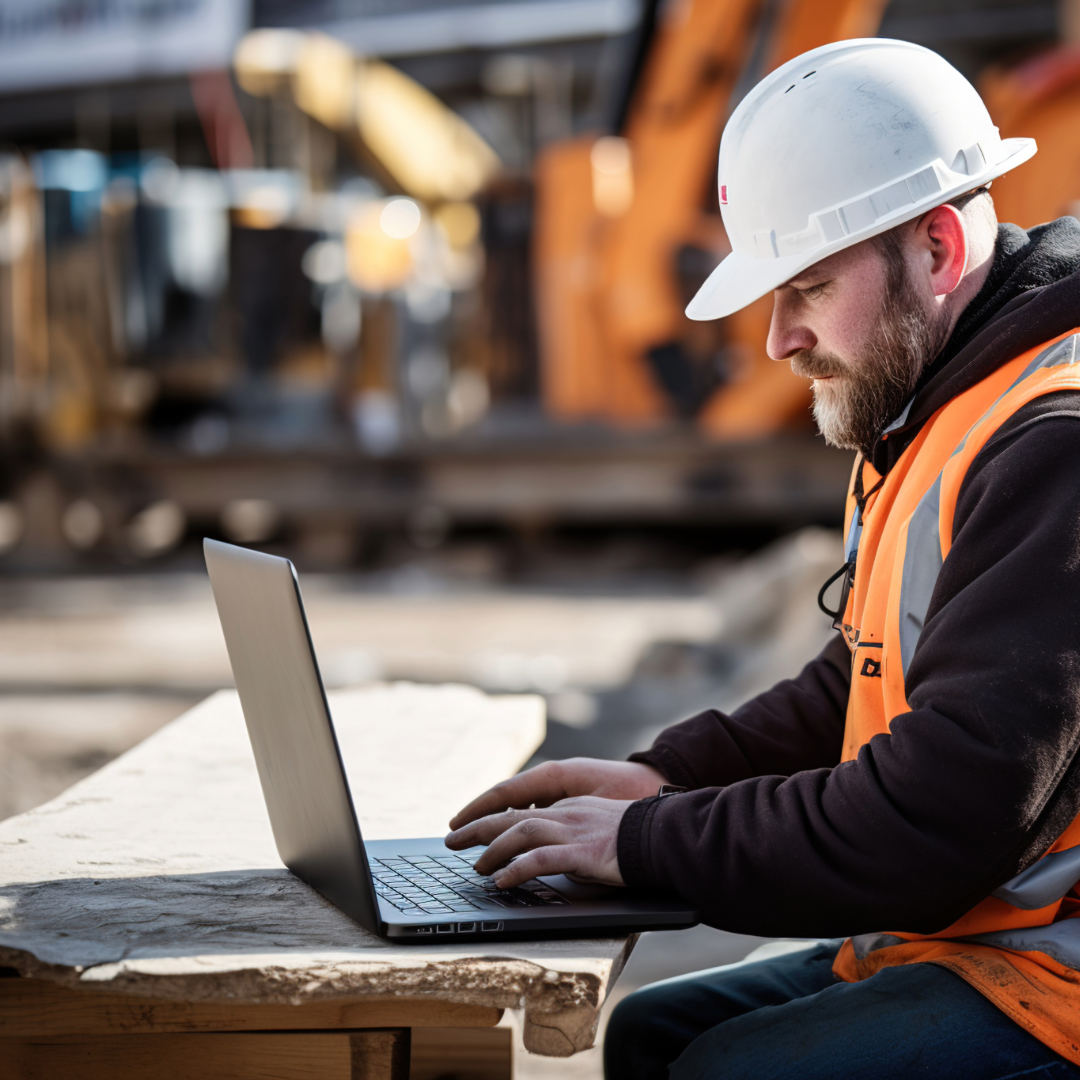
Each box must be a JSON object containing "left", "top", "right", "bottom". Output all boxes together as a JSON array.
[
  {"left": 0, "top": 0, "right": 1076, "bottom": 1073},
  {"left": 0, "top": 0, "right": 1070, "bottom": 576}
]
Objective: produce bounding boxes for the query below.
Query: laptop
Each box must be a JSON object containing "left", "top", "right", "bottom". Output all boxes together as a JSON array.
[{"left": 203, "top": 538, "right": 699, "bottom": 941}]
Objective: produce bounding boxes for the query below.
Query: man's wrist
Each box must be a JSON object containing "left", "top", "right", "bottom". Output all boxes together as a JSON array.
[
  {"left": 628, "top": 746, "right": 697, "bottom": 790},
  {"left": 615, "top": 795, "right": 663, "bottom": 890}
]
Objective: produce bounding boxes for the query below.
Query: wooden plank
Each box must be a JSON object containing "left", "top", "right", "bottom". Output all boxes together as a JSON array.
[
  {"left": 352, "top": 1031, "right": 411, "bottom": 1080},
  {"left": 0, "top": 1030, "right": 409, "bottom": 1079},
  {"left": 0, "top": 978, "right": 500, "bottom": 1037},
  {"left": 411, "top": 1026, "right": 512, "bottom": 1080}
]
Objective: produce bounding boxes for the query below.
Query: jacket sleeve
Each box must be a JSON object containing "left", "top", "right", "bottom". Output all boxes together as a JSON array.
[
  {"left": 617, "top": 400, "right": 1080, "bottom": 938},
  {"left": 626, "top": 633, "right": 852, "bottom": 789}
]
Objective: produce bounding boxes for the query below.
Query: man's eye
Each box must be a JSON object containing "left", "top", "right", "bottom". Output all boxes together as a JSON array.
[{"left": 799, "top": 283, "right": 827, "bottom": 299}]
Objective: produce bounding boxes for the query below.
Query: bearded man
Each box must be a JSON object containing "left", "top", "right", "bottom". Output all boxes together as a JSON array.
[{"left": 446, "top": 39, "right": 1080, "bottom": 1079}]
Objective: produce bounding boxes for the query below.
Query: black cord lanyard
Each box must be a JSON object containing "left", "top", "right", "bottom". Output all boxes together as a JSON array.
[{"left": 818, "top": 457, "right": 883, "bottom": 630}]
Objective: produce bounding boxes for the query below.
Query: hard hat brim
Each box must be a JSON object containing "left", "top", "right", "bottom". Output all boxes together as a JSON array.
[
  {"left": 686, "top": 135, "right": 1037, "bottom": 321},
  {"left": 685, "top": 248, "right": 809, "bottom": 321}
]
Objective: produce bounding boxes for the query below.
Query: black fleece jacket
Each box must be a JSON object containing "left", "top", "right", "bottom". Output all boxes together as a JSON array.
[{"left": 618, "top": 218, "right": 1080, "bottom": 937}]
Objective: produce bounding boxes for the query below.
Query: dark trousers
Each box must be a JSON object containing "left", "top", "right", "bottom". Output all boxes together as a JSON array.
[{"left": 603, "top": 939, "right": 1080, "bottom": 1080}]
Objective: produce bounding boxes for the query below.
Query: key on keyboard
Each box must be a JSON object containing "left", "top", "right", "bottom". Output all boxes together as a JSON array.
[{"left": 371, "top": 853, "right": 569, "bottom": 915}]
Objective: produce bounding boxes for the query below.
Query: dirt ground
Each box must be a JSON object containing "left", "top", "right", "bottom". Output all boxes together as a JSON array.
[{"left": 0, "top": 527, "right": 841, "bottom": 1077}]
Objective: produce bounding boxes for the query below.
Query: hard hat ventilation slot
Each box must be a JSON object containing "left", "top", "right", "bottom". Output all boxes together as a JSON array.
[
  {"left": 785, "top": 84, "right": 795, "bottom": 93},
  {"left": 951, "top": 143, "right": 987, "bottom": 176},
  {"left": 803, "top": 71, "right": 816, "bottom": 78}
]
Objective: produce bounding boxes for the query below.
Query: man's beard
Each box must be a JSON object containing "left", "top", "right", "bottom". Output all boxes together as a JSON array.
[{"left": 791, "top": 267, "right": 950, "bottom": 459}]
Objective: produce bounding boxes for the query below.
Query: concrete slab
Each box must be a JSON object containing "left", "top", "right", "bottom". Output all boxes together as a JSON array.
[{"left": 0, "top": 684, "right": 639, "bottom": 1056}]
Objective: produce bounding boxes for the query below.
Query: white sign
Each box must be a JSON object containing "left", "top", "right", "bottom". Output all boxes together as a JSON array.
[
  {"left": 0, "top": 0, "right": 249, "bottom": 93},
  {"left": 323, "top": 0, "right": 641, "bottom": 57}
]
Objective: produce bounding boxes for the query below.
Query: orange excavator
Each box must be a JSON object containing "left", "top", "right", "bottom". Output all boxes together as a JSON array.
[
  {"left": 533, "top": 0, "right": 890, "bottom": 436},
  {"left": 979, "top": 43, "right": 1080, "bottom": 229}
]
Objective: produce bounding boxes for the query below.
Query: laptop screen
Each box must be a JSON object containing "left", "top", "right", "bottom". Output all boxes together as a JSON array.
[{"left": 204, "top": 538, "right": 379, "bottom": 931}]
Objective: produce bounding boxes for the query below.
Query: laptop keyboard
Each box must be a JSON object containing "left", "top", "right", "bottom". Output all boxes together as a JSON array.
[{"left": 371, "top": 853, "right": 570, "bottom": 916}]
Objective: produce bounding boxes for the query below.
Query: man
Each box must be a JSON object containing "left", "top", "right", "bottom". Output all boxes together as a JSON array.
[{"left": 447, "top": 38, "right": 1080, "bottom": 1078}]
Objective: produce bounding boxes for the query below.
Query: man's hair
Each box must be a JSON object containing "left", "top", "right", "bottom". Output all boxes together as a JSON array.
[
  {"left": 948, "top": 185, "right": 992, "bottom": 212},
  {"left": 872, "top": 226, "right": 907, "bottom": 299}
]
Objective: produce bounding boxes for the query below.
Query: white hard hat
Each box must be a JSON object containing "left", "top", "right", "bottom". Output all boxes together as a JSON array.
[{"left": 687, "top": 38, "right": 1036, "bottom": 321}]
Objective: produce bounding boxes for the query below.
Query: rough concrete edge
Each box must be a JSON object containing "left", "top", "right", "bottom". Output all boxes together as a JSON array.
[{"left": 518, "top": 934, "right": 638, "bottom": 1057}]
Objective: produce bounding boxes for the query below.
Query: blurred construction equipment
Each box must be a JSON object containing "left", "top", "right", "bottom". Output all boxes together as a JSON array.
[
  {"left": 534, "top": 0, "right": 889, "bottom": 433},
  {"left": 0, "top": 0, "right": 1070, "bottom": 569},
  {"left": 978, "top": 0, "right": 1080, "bottom": 229}
]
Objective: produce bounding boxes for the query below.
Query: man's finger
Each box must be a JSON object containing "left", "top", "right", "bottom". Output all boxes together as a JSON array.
[
  {"left": 448, "top": 764, "right": 567, "bottom": 830},
  {"left": 488, "top": 844, "right": 582, "bottom": 890},
  {"left": 472, "top": 817, "right": 571, "bottom": 876},
  {"left": 447, "top": 783, "right": 524, "bottom": 832},
  {"left": 445, "top": 806, "right": 554, "bottom": 850}
]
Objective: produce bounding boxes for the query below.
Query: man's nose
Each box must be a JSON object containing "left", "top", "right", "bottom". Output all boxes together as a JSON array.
[{"left": 766, "top": 301, "right": 816, "bottom": 360}]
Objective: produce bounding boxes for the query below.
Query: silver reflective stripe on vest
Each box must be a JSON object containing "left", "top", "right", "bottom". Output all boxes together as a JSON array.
[
  {"left": 845, "top": 507, "right": 862, "bottom": 563},
  {"left": 1006, "top": 333, "right": 1080, "bottom": 393},
  {"left": 850, "top": 932, "right": 907, "bottom": 960},
  {"left": 896, "top": 335, "right": 1080, "bottom": 680},
  {"left": 993, "top": 845, "right": 1080, "bottom": 910},
  {"left": 898, "top": 474, "right": 944, "bottom": 679},
  {"left": 965, "top": 918, "right": 1080, "bottom": 971}
]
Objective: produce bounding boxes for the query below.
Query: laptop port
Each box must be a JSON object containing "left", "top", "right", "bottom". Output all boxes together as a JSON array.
[
  {"left": 481, "top": 921, "right": 503, "bottom": 932},
  {"left": 411, "top": 926, "right": 434, "bottom": 934},
  {"left": 457, "top": 922, "right": 476, "bottom": 933},
  {"left": 436, "top": 924, "right": 454, "bottom": 934}
]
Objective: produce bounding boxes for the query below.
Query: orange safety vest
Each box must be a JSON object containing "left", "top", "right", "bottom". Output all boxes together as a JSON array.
[{"left": 829, "top": 328, "right": 1080, "bottom": 1063}]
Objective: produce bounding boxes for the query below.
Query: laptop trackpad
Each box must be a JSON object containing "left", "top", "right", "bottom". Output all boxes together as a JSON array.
[{"left": 536, "top": 874, "right": 616, "bottom": 902}]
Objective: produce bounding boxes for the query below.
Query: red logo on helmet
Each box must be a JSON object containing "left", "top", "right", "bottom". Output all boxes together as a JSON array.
[{"left": 720, "top": 185, "right": 728, "bottom": 205}]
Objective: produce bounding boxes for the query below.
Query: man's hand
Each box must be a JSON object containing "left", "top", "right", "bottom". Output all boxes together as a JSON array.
[
  {"left": 448, "top": 758, "right": 666, "bottom": 831},
  {"left": 445, "top": 796, "right": 633, "bottom": 888}
]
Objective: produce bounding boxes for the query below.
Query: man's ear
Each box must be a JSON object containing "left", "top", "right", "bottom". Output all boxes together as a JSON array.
[{"left": 917, "top": 203, "right": 968, "bottom": 297}]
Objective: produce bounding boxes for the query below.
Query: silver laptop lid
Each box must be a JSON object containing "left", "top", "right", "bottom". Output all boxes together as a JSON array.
[{"left": 203, "top": 538, "right": 378, "bottom": 932}]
